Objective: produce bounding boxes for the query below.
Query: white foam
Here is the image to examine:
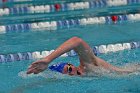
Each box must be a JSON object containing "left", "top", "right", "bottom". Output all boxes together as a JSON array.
[
  {"left": 123, "top": 63, "right": 140, "bottom": 71},
  {"left": 18, "top": 71, "right": 41, "bottom": 79}
]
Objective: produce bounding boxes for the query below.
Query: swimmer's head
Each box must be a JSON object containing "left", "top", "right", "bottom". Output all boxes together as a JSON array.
[
  {"left": 49, "top": 62, "right": 79, "bottom": 75},
  {"left": 49, "top": 63, "right": 67, "bottom": 73}
]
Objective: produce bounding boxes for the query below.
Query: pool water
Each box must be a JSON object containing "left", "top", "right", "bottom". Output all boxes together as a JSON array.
[
  {"left": 0, "top": 22, "right": 140, "bottom": 93},
  {"left": 0, "top": 1, "right": 140, "bottom": 93}
]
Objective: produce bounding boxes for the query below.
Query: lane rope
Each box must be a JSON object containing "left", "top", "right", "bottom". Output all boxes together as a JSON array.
[
  {"left": 0, "top": 13, "right": 140, "bottom": 34},
  {"left": 0, "top": 41, "right": 139, "bottom": 63},
  {"left": 0, "top": 0, "right": 140, "bottom": 16}
]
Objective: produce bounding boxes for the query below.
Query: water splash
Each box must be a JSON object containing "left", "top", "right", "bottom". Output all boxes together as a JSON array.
[
  {"left": 18, "top": 62, "right": 140, "bottom": 80},
  {"left": 18, "top": 71, "right": 42, "bottom": 79}
]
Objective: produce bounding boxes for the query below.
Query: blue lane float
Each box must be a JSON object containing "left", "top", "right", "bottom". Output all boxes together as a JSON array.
[
  {"left": 0, "top": 41, "right": 139, "bottom": 63},
  {"left": 5, "top": 24, "right": 31, "bottom": 33}
]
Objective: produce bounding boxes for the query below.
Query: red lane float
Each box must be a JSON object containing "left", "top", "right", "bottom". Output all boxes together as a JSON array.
[
  {"left": 111, "top": 15, "right": 118, "bottom": 23},
  {"left": 54, "top": 4, "right": 61, "bottom": 11},
  {"left": 2, "top": 0, "right": 7, "bottom": 2}
]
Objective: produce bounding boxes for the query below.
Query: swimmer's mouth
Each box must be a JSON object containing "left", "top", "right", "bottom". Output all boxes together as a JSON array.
[{"left": 77, "top": 70, "right": 81, "bottom": 75}]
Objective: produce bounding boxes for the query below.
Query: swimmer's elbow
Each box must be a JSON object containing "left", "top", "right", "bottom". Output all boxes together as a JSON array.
[{"left": 71, "top": 37, "right": 83, "bottom": 43}]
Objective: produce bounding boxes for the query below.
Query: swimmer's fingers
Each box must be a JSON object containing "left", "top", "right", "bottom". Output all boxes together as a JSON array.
[
  {"left": 29, "top": 61, "right": 42, "bottom": 67},
  {"left": 28, "top": 63, "right": 38, "bottom": 70},
  {"left": 26, "top": 67, "right": 37, "bottom": 74},
  {"left": 27, "top": 59, "right": 49, "bottom": 74},
  {"left": 27, "top": 63, "right": 41, "bottom": 74},
  {"left": 28, "top": 60, "right": 45, "bottom": 69},
  {"left": 27, "top": 67, "right": 44, "bottom": 74},
  {"left": 34, "top": 69, "right": 44, "bottom": 74},
  {"left": 26, "top": 69, "right": 33, "bottom": 74},
  {"left": 27, "top": 66, "right": 43, "bottom": 74},
  {"left": 30, "top": 60, "right": 48, "bottom": 67},
  {"left": 27, "top": 63, "right": 48, "bottom": 74}
]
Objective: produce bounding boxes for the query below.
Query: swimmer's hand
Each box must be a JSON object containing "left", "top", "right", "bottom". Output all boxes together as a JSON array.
[{"left": 27, "top": 59, "right": 50, "bottom": 74}]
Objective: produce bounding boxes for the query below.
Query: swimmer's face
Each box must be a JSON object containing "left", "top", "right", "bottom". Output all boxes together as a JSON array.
[{"left": 63, "top": 63, "right": 77, "bottom": 75}]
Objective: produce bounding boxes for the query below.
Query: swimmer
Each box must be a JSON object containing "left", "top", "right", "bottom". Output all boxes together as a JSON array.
[{"left": 27, "top": 37, "right": 134, "bottom": 76}]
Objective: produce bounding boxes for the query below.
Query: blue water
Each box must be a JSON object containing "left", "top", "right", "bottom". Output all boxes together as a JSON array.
[
  {"left": 0, "top": 2, "right": 140, "bottom": 93},
  {"left": 0, "top": 22, "right": 140, "bottom": 93}
]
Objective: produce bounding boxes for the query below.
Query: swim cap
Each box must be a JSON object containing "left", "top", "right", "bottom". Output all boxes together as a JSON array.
[{"left": 49, "top": 63, "right": 67, "bottom": 73}]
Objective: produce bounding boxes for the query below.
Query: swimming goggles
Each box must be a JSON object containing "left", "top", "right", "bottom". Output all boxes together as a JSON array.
[
  {"left": 67, "top": 63, "right": 73, "bottom": 73},
  {"left": 67, "top": 63, "right": 81, "bottom": 75}
]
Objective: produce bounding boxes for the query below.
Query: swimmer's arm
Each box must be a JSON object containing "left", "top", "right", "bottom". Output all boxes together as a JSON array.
[
  {"left": 95, "top": 57, "right": 133, "bottom": 73},
  {"left": 44, "top": 37, "right": 87, "bottom": 62},
  {"left": 111, "top": 66, "right": 134, "bottom": 73},
  {"left": 27, "top": 37, "right": 87, "bottom": 74}
]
